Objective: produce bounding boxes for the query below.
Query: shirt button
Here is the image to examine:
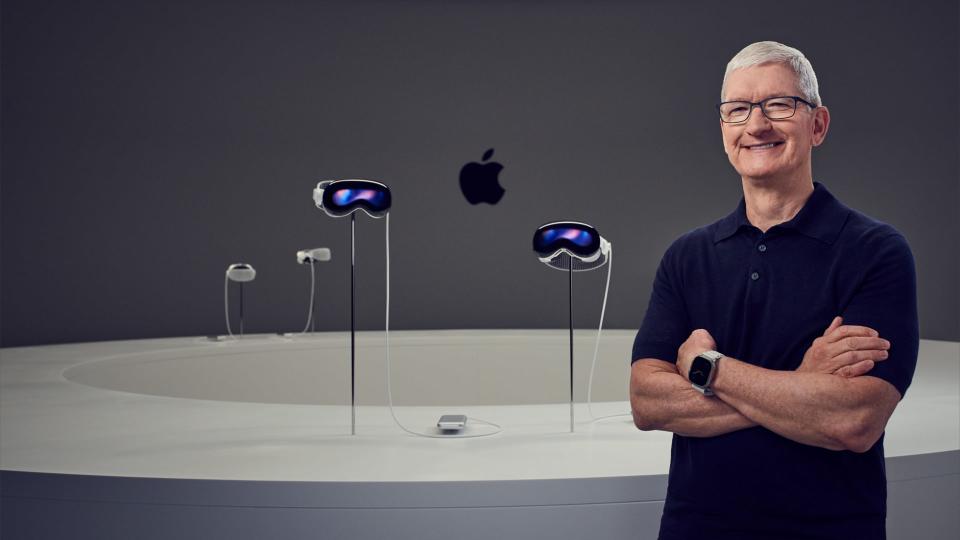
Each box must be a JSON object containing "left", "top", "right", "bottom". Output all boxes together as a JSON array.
[
  {"left": 750, "top": 272, "right": 760, "bottom": 281},
  {"left": 758, "top": 244, "right": 767, "bottom": 252}
]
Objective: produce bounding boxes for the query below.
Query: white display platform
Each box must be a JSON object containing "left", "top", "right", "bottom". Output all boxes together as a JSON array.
[{"left": 1, "top": 331, "right": 957, "bottom": 540}]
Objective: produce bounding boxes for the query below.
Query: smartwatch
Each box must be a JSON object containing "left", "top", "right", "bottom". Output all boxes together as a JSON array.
[{"left": 689, "top": 350, "right": 723, "bottom": 396}]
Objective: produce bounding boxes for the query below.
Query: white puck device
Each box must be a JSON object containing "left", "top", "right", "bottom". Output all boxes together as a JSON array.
[{"left": 437, "top": 415, "right": 468, "bottom": 431}]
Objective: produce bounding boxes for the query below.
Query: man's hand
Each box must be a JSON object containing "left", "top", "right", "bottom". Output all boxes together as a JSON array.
[
  {"left": 677, "top": 329, "right": 717, "bottom": 381},
  {"left": 797, "top": 316, "right": 890, "bottom": 377}
]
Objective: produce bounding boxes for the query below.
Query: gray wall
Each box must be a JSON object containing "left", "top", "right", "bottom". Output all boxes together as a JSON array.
[{"left": 2, "top": 0, "right": 958, "bottom": 347}]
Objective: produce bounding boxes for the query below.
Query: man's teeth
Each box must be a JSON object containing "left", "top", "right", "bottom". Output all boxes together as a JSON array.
[{"left": 748, "top": 142, "right": 780, "bottom": 149}]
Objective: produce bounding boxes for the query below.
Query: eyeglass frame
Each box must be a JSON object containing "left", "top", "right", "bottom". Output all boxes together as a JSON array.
[{"left": 717, "top": 95, "right": 817, "bottom": 124}]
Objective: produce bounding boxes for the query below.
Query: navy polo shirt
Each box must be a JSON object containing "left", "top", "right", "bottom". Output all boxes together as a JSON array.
[{"left": 632, "top": 182, "right": 919, "bottom": 539}]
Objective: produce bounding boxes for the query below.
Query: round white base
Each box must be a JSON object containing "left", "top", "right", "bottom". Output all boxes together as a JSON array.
[{"left": 1, "top": 331, "right": 957, "bottom": 539}]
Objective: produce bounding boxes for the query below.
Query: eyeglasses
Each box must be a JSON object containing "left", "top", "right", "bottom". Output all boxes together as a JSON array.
[{"left": 717, "top": 96, "right": 816, "bottom": 123}]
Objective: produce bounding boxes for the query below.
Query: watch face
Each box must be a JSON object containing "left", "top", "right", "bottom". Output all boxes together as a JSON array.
[{"left": 689, "top": 356, "right": 713, "bottom": 387}]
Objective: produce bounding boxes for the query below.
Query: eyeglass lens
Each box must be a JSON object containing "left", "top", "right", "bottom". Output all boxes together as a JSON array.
[{"left": 719, "top": 97, "right": 799, "bottom": 123}]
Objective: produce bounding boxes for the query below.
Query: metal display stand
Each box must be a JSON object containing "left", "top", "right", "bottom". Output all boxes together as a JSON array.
[
  {"left": 568, "top": 258, "right": 574, "bottom": 433},
  {"left": 350, "top": 214, "right": 357, "bottom": 435}
]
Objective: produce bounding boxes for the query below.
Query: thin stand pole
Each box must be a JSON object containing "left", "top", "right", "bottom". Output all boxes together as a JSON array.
[
  {"left": 568, "top": 258, "right": 574, "bottom": 433},
  {"left": 350, "top": 213, "right": 356, "bottom": 436},
  {"left": 239, "top": 282, "right": 245, "bottom": 337}
]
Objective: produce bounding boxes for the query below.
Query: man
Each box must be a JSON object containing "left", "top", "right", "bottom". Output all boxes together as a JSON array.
[{"left": 630, "top": 41, "right": 918, "bottom": 540}]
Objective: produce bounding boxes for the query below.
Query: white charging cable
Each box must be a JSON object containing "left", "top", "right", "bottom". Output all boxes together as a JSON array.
[
  {"left": 586, "top": 248, "right": 610, "bottom": 419},
  {"left": 223, "top": 274, "right": 236, "bottom": 339},
  {"left": 384, "top": 213, "right": 502, "bottom": 438},
  {"left": 300, "top": 262, "right": 316, "bottom": 334},
  {"left": 586, "top": 248, "right": 631, "bottom": 423}
]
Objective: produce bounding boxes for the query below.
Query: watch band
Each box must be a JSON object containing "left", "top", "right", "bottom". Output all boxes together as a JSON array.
[{"left": 700, "top": 350, "right": 724, "bottom": 362}]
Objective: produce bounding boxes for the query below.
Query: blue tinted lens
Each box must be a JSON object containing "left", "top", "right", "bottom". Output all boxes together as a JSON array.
[
  {"left": 541, "top": 228, "right": 594, "bottom": 248},
  {"left": 321, "top": 180, "right": 392, "bottom": 216},
  {"left": 332, "top": 189, "right": 387, "bottom": 208},
  {"left": 533, "top": 222, "right": 600, "bottom": 257}
]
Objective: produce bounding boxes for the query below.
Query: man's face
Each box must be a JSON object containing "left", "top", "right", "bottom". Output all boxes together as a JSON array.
[{"left": 720, "top": 63, "right": 828, "bottom": 182}]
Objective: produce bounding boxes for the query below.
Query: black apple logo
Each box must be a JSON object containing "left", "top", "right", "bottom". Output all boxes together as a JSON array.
[{"left": 459, "top": 148, "right": 505, "bottom": 205}]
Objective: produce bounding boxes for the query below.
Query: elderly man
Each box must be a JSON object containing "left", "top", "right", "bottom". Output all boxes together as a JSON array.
[{"left": 630, "top": 41, "right": 918, "bottom": 539}]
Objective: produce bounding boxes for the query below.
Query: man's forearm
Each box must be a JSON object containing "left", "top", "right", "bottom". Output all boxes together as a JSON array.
[
  {"left": 631, "top": 359, "right": 756, "bottom": 437},
  {"left": 711, "top": 356, "right": 897, "bottom": 451}
]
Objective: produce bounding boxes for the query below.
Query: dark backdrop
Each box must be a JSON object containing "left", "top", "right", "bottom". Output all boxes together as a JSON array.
[{"left": 2, "top": 0, "right": 958, "bottom": 347}]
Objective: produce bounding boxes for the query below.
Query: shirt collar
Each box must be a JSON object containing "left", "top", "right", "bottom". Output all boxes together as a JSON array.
[
  {"left": 713, "top": 198, "right": 750, "bottom": 243},
  {"left": 713, "top": 182, "right": 850, "bottom": 245}
]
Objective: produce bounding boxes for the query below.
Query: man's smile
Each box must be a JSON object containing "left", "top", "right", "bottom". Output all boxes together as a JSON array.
[{"left": 742, "top": 141, "right": 785, "bottom": 150}]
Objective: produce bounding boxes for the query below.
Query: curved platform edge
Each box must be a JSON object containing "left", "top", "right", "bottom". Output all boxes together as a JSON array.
[
  {"left": 0, "top": 471, "right": 668, "bottom": 508},
  {"left": 1, "top": 451, "right": 957, "bottom": 540}
]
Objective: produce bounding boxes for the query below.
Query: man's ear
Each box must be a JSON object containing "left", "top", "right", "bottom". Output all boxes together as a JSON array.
[{"left": 811, "top": 106, "right": 830, "bottom": 147}]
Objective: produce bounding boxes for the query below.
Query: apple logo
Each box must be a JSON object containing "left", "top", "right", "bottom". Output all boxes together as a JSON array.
[{"left": 459, "top": 148, "right": 505, "bottom": 205}]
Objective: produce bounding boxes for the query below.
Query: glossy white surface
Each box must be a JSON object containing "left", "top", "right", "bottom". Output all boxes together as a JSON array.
[{"left": 1, "top": 331, "right": 957, "bottom": 482}]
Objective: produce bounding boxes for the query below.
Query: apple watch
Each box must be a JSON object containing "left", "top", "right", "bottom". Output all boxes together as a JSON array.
[{"left": 689, "top": 350, "right": 723, "bottom": 396}]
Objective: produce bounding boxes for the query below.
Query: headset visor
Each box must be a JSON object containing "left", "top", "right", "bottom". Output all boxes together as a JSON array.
[
  {"left": 320, "top": 179, "right": 392, "bottom": 217},
  {"left": 532, "top": 221, "right": 601, "bottom": 260}
]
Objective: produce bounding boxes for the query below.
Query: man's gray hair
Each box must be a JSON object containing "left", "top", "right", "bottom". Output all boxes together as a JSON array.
[{"left": 721, "top": 41, "right": 821, "bottom": 106}]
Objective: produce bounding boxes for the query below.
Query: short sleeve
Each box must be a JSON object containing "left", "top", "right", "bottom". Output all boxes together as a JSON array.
[
  {"left": 632, "top": 242, "right": 692, "bottom": 364},
  {"left": 839, "top": 231, "right": 919, "bottom": 397}
]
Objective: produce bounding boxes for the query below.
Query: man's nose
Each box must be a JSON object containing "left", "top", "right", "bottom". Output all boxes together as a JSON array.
[{"left": 744, "top": 104, "right": 773, "bottom": 133}]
